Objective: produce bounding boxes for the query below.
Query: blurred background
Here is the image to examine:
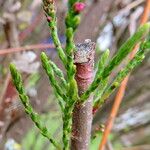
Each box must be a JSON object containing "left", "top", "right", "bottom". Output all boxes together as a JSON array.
[{"left": 0, "top": 0, "right": 150, "bottom": 150}]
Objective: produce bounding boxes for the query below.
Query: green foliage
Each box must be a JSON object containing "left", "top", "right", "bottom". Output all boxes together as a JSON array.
[
  {"left": 90, "top": 130, "right": 123, "bottom": 150},
  {"left": 9, "top": 0, "right": 150, "bottom": 149},
  {"left": 43, "top": 0, "right": 67, "bottom": 65},
  {"left": 41, "top": 52, "right": 67, "bottom": 109},
  {"left": 81, "top": 23, "right": 150, "bottom": 102},
  {"left": 22, "top": 112, "right": 62, "bottom": 150},
  {"left": 26, "top": 73, "right": 40, "bottom": 88},
  {"left": 10, "top": 64, "right": 61, "bottom": 150},
  {"left": 90, "top": 131, "right": 103, "bottom": 150},
  {"left": 102, "top": 23, "right": 150, "bottom": 78},
  {"left": 95, "top": 49, "right": 110, "bottom": 79},
  {"left": 94, "top": 77, "right": 109, "bottom": 105},
  {"left": 49, "top": 60, "right": 67, "bottom": 87},
  {"left": 94, "top": 41, "right": 149, "bottom": 108}
]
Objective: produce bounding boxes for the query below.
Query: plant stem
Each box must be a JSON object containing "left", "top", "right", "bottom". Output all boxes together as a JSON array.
[
  {"left": 81, "top": 23, "right": 150, "bottom": 102},
  {"left": 10, "top": 64, "right": 61, "bottom": 150},
  {"left": 71, "top": 39, "right": 95, "bottom": 150},
  {"left": 62, "top": 104, "right": 74, "bottom": 150},
  {"left": 41, "top": 53, "right": 67, "bottom": 101},
  {"left": 94, "top": 41, "right": 150, "bottom": 109},
  {"left": 43, "top": 0, "right": 67, "bottom": 66}
]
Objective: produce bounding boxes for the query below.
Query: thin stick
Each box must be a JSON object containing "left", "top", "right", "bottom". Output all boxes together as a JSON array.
[
  {"left": 0, "top": 44, "right": 55, "bottom": 55},
  {"left": 71, "top": 40, "right": 95, "bottom": 150},
  {"left": 118, "top": 0, "right": 145, "bottom": 15},
  {"left": 98, "top": 0, "right": 150, "bottom": 150}
]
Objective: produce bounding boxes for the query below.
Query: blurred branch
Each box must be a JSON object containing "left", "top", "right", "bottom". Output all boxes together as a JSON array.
[
  {"left": 118, "top": 0, "right": 145, "bottom": 15},
  {"left": 0, "top": 44, "right": 55, "bottom": 56},
  {"left": 98, "top": 0, "right": 150, "bottom": 150},
  {"left": 0, "top": 13, "right": 20, "bottom": 108},
  {"left": 0, "top": 9, "right": 21, "bottom": 139},
  {"left": 106, "top": 140, "right": 114, "bottom": 150},
  {"left": 3, "top": 13, "right": 20, "bottom": 47},
  {"left": 121, "top": 145, "right": 150, "bottom": 150},
  {"left": 10, "top": 64, "right": 61, "bottom": 150}
]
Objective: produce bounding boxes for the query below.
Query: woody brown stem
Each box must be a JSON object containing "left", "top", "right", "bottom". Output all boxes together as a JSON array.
[{"left": 71, "top": 39, "right": 95, "bottom": 150}]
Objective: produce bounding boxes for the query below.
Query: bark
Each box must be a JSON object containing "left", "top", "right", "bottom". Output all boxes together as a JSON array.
[
  {"left": 3, "top": 13, "right": 20, "bottom": 48},
  {"left": 71, "top": 39, "right": 95, "bottom": 150},
  {"left": 75, "top": 0, "right": 114, "bottom": 42},
  {"left": 0, "top": 13, "right": 19, "bottom": 120}
]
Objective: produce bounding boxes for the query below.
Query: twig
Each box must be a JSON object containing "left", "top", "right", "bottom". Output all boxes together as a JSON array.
[
  {"left": 0, "top": 44, "right": 55, "bottom": 55},
  {"left": 43, "top": 0, "right": 67, "bottom": 66},
  {"left": 98, "top": 0, "right": 150, "bottom": 150},
  {"left": 71, "top": 40, "right": 95, "bottom": 150},
  {"left": 94, "top": 45, "right": 148, "bottom": 109},
  {"left": 10, "top": 64, "right": 61, "bottom": 150},
  {"left": 0, "top": 12, "right": 20, "bottom": 120},
  {"left": 41, "top": 52, "right": 67, "bottom": 110},
  {"left": 106, "top": 140, "right": 114, "bottom": 150},
  {"left": 81, "top": 23, "right": 150, "bottom": 102},
  {"left": 118, "top": 0, "right": 145, "bottom": 15},
  {"left": 129, "top": 7, "right": 143, "bottom": 35}
]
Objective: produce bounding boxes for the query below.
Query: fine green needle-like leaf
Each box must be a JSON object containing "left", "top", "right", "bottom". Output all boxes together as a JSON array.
[
  {"left": 81, "top": 23, "right": 150, "bottom": 102},
  {"left": 43, "top": 0, "right": 67, "bottom": 66},
  {"left": 102, "top": 23, "right": 150, "bottom": 78},
  {"left": 41, "top": 52, "right": 67, "bottom": 107},
  {"left": 95, "top": 49, "right": 110, "bottom": 79},
  {"left": 94, "top": 41, "right": 150, "bottom": 108},
  {"left": 9, "top": 64, "right": 61, "bottom": 150}
]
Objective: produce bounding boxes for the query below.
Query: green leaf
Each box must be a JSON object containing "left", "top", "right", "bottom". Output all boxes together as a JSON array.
[
  {"left": 102, "top": 23, "right": 150, "bottom": 78},
  {"left": 81, "top": 23, "right": 150, "bottom": 102},
  {"left": 95, "top": 49, "right": 110, "bottom": 79}
]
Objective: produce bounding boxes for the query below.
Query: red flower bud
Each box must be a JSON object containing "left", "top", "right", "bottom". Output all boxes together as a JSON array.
[
  {"left": 47, "top": 16, "right": 52, "bottom": 22},
  {"left": 73, "top": 2, "right": 85, "bottom": 13},
  {"left": 92, "top": 107, "right": 98, "bottom": 115}
]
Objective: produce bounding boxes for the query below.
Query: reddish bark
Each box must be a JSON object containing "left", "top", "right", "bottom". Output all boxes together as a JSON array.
[{"left": 71, "top": 39, "right": 95, "bottom": 150}]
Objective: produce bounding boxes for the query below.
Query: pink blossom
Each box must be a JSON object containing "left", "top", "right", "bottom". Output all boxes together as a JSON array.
[
  {"left": 73, "top": 2, "right": 85, "bottom": 13},
  {"left": 47, "top": 16, "right": 52, "bottom": 22}
]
